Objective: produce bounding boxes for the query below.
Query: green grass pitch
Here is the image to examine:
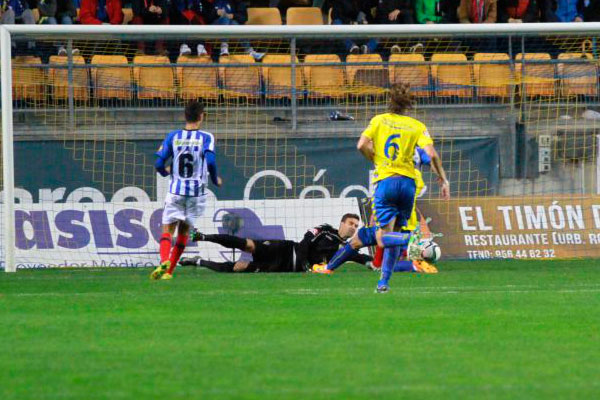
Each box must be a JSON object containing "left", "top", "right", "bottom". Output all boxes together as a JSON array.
[{"left": 1, "top": 260, "right": 599, "bottom": 399}]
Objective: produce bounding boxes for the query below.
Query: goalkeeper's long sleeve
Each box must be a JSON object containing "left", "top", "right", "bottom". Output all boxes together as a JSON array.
[
  {"left": 294, "top": 230, "right": 316, "bottom": 271},
  {"left": 205, "top": 151, "right": 220, "bottom": 186}
]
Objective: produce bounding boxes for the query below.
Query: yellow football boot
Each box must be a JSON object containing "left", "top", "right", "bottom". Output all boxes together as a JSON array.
[
  {"left": 311, "top": 263, "right": 333, "bottom": 275},
  {"left": 150, "top": 260, "right": 170, "bottom": 280}
]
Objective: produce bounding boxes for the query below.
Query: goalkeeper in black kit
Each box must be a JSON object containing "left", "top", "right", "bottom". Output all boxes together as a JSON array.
[{"left": 180, "top": 213, "right": 373, "bottom": 272}]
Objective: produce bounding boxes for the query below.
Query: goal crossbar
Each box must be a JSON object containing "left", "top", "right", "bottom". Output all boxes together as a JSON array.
[{"left": 4, "top": 22, "right": 600, "bottom": 40}]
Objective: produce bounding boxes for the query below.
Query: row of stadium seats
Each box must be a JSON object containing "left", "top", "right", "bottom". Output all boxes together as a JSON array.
[
  {"left": 12, "top": 52, "right": 598, "bottom": 102},
  {"left": 120, "top": 6, "right": 323, "bottom": 26},
  {"left": 32, "top": 7, "right": 321, "bottom": 26},
  {"left": 247, "top": 7, "right": 322, "bottom": 25}
]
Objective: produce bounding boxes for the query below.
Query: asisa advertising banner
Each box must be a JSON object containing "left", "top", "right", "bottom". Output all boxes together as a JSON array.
[{"left": 1, "top": 198, "right": 359, "bottom": 269}]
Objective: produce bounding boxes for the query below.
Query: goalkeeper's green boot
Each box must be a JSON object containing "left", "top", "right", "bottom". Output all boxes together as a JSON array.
[
  {"left": 189, "top": 229, "right": 206, "bottom": 242},
  {"left": 150, "top": 260, "right": 170, "bottom": 280},
  {"left": 407, "top": 218, "right": 444, "bottom": 261},
  {"left": 407, "top": 226, "right": 425, "bottom": 261}
]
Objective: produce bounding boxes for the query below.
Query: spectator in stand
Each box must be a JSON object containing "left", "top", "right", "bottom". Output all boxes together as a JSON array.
[
  {"left": 458, "top": 0, "right": 497, "bottom": 22},
  {"left": 0, "top": 0, "right": 36, "bottom": 25},
  {"left": 375, "top": 0, "right": 432, "bottom": 54},
  {"left": 414, "top": 0, "right": 461, "bottom": 24},
  {"left": 132, "top": 0, "right": 169, "bottom": 55},
  {"left": 269, "top": 0, "right": 323, "bottom": 10},
  {"left": 498, "top": 0, "right": 541, "bottom": 22},
  {"left": 80, "top": 0, "right": 124, "bottom": 24},
  {"left": 171, "top": 0, "right": 212, "bottom": 56},
  {"left": 541, "top": 0, "right": 584, "bottom": 21},
  {"left": 579, "top": 0, "right": 600, "bottom": 21},
  {"left": 458, "top": 0, "right": 497, "bottom": 52},
  {"left": 331, "top": 0, "right": 376, "bottom": 54},
  {"left": 374, "top": 1, "right": 419, "bottom": 54},
  {"left": 1, "top": 0, "right": 36, "bottom": 52},
  {"left": 374, "top": 0, "right": 414, "bottom": 25},
  {"left": 38, "top": 0, "right": 78, "bottom": 24},
  {"left": 209, "top": 1, "right": 264, "bottom": 60},
  {"left": 170, "top": 0, "right": 213, "bottom": 27},
  {"left": 37, "top": 0, "right": 79, "bottom": 55}
]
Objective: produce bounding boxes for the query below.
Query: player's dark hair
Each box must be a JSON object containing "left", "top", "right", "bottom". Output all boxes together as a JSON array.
[
  {"left": 341, "top": 213, "right": 360, "bottom": 223},
  {"left": 185, "top": 100, "right": 205, "bottom": 123},
  {"left": 389, "top": 83, "right": 413, "bottom": 114}
]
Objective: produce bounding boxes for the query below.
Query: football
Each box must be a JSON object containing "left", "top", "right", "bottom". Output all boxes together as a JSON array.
[{"left": 421, "top": 240, "right": 442, "bottom": 264}]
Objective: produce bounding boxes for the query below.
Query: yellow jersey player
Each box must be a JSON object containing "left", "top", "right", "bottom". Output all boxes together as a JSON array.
[
  {"left": 356, "top": 83, "right": 449, "bottom": 293},
  {"left": 312, "top": 147, "right": 437, "bottom": 275}
]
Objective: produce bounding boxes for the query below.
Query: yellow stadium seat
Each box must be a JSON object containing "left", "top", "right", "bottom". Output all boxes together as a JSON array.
[
  {"left": 303, "top": 54, "right": 346, "bottom": 98},
  {"left": 389, "top": 54, "right": 430, "bottom": 97},
  {"left": 133, "top": 55, "right": 175, "bottom": 99},
  {"left": 12, "top": 56, "right": 45, "bottom": 101},
  {"left": 473, "top": 53, "right": 513, "bottom": 98},
  {"left": 177, "top": 55, "right": 219, "bottom": 100},
  {"left": 345, "top": 54, "right": 383, "bottom": 84},
  {"left": 262, "top": 54, "right": 302, "bottom": 99},
  {"left": 431, "top": 53, "right": 473, "bottom": 97},
  {"left": 91, "top": 55, "right": 131, "bottom": 100},
  {"left": 220, "top": 54, "right": 260, "bottom": 99},
  {"left": 345, "top": 54, "right": 386, "bottom": 96},
  {"left": 516, "top": 53, "right": 555, "bottom": 97},
  {"left": 558, "top": 53, "right": 598, "bottom": 97},
  {"left": 247, "top": 7, "right": 282, "bottom": 25},
  {"left": 49, "top": 55, "right": 89, "bottom": 101},
  {"left": 286, "top": 7, "right": 323, "bottom": 25}
]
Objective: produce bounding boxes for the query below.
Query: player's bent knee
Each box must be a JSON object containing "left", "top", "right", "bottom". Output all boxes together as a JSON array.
[
  {"left": 375, "top": 229, "right": 387, "bottom": 248},
  {"left": 350, "top": 236, "right": 363, "bottom": 249},
  {"left": 178, "top": 222, "right": 191, "bottom": 236},
  {"left": 163, "top": 222, "right": 178, "bottom": 234}
]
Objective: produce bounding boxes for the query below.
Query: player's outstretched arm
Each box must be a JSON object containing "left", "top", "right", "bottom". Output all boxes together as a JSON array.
[
  {"left": 155, "top": 131, "right": 175, "bottom": 177},
  {"left": 357, "top": 135, "right": 375, "bottom": 162},
  {"left": 294, "top": 228, "right": 319, "bottom": 271},
  {"left": 424, "top": 144, "right": 450, "bottom": 200},
  {"left": 205, "top": 151, "right": 222, "bottom": 187},
  {"left": 154, "top": 157, "right": 170, "bottom": 177}
]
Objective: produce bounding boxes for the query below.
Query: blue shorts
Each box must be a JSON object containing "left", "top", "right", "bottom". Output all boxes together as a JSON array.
[{"left": 372, "top": 176, "right": 416, "bottom": 229}]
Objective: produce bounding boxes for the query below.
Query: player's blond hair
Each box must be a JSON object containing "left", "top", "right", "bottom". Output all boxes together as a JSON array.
[{"left": 388, "top": 83, "right": 413, "bottom": 114}]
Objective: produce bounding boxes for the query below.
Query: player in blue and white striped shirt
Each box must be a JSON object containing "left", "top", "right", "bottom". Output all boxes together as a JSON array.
[{"left": 150, "top": 101, "right": 222, "bottom": 280}]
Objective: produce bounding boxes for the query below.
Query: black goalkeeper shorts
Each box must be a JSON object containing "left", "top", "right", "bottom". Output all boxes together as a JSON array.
[{"left": 248, "top": 240, "right": 296, "bottom": 273}]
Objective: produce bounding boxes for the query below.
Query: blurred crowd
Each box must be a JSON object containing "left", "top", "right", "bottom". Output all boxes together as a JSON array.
[{"left": 0, "top": 0, "right": 598, "bottom": 56}]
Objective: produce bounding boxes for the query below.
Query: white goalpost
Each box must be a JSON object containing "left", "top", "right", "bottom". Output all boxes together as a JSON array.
[{"left": 1, "top": 26, "right": 16, "bottom": 273}]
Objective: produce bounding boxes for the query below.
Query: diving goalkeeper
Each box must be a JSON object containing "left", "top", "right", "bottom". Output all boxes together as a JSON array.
[{"left": 179, "top": 213, "right": 373, "bottom": 272}]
